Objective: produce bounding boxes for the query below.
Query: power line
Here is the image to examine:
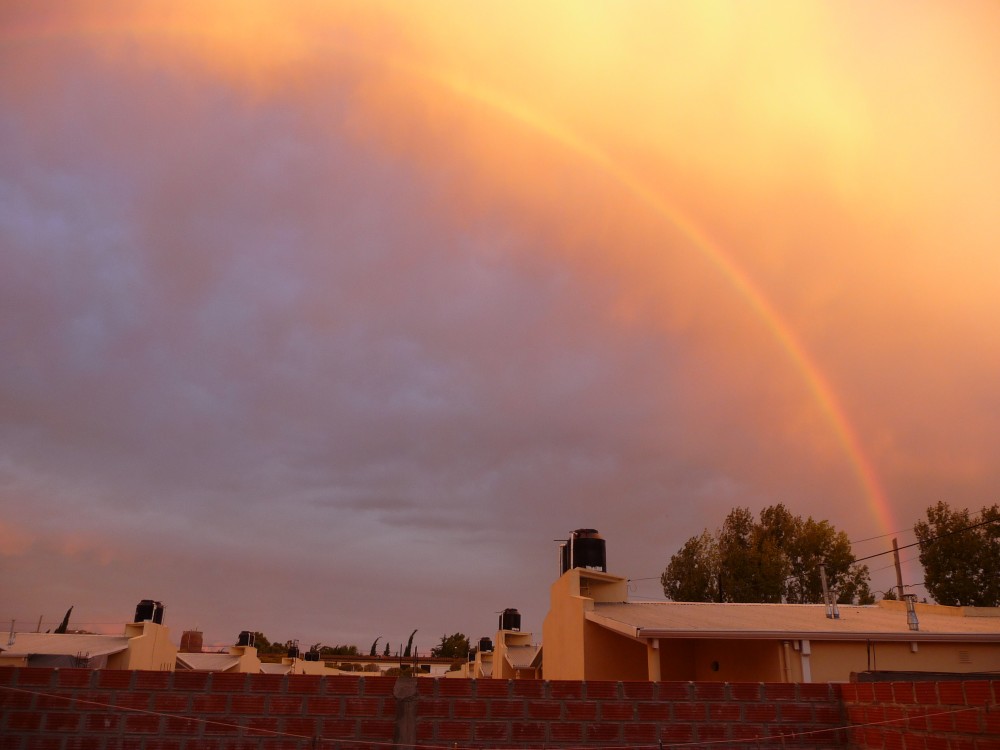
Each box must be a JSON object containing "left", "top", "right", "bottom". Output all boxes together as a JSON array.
[{"left": 853, "top": 516, "right": 1000, "bottom": 564}]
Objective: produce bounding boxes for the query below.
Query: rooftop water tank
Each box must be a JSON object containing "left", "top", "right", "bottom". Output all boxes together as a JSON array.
[
  {"left": 559, "top": 529, "right": 607, "bottom": 575},
  {"left": 499, "top": 608, "right": 521, "bottom": 632},
  {"left": 237, "top": 631, "right": 255, "bottom": 648},
  {"left": 478, "top": 637, "right": 493, "bottom": 653},
  {"left": 134, "top": 600, "right": 164, "bottom": 624}
]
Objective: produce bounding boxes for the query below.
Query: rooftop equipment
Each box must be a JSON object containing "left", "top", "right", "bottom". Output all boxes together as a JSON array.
[
  {"left": 559, "top": 528, "right": 607, "bottom": 575},
  {"left": 237, "top": 631, "right": 255, "bottom": 648},
  {"left": 478, "top": 637, "right": 493, "bottom": 653},
  {"left": 499, "top": 608, "right": 521, "bottom": 632},
  {"left": 134, "top": 600, "right": 164, "bottom": 624}
]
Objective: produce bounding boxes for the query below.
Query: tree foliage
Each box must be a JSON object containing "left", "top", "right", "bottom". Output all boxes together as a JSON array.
[
  {"left": 430, "top": 632, "right": 470, "bottom": 659},
  {"left": 661, "top": 504, "right": 873, "bottom": 604},
  {"left": 914, "top": 502, "right": 1000, "bottom": 606}
]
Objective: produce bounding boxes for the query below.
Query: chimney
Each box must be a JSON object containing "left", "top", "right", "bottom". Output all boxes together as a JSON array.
[{"left": 904, "top": 594, "right": 919, "bottom": 631}]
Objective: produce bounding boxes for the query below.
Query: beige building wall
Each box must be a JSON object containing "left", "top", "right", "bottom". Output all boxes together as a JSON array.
[{"left": 111, "top": 622, "right": 177, "bottom": 671}]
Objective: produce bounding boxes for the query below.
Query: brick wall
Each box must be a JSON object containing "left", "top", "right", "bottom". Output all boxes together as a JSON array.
[
  {"left": 0, "top": 666, "right": 847, "bottom": 750},
  {"left": 840, "top": 680, "right": 1000, "bottom": 750}
]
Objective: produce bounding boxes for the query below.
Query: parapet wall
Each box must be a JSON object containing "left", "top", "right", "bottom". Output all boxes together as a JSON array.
[{"left": 0, "top": 667, "right": 846, "bottom": 750}]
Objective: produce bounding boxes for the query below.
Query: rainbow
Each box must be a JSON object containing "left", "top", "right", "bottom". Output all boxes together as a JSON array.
[{"left": 1, "top": 14, "right": 895, "bottom": 535}]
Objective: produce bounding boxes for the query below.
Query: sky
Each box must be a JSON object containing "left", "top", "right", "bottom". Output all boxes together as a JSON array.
[{"left": 2, "top": 1, "right": 999, "bottom": 652}]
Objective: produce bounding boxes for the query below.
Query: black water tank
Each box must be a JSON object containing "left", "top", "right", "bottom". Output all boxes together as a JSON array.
[
  {"left": 560, "top": 529, "right": 607, "bottom": 574},
  {"left": 237, "top": 631, "right": 255, "bottom": 647},
  {"left": 134, "top": 600, "right": 159, "bottom": 623},
  {"left": 287, "top": 644, "right": 300, "bottom": 659},
  {"left": 499, "top": 608, "right": 521, "bottom": 632},
  {"left": 478, "top": 637, "right": 493, "bottom": 653},
  {"left": 305, "top": 650, "right": 320, "bottom": 662},
  {"left": 153, "top": 602, "right": 164, "bottom": 624},
  {"left": 468, "top": 648, "right": 477, "bottom": 663}
]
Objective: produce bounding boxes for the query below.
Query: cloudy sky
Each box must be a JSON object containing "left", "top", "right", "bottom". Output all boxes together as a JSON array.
[{"left": 3, "top": 1, "right": 999, "bottom": 651}]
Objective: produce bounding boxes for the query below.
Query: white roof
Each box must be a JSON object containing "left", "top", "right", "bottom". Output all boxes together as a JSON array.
[
  {"left": 4, "top": 633, "right": 129, "bottom": 658},
  {"left": 175, "top": 653, "right": 241, "bottom": 671},
  {"left": 588, "top": 601, "right": 1000, "bottom": 642}
]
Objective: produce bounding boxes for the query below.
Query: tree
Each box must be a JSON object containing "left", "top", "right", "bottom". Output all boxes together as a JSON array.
[
  {"left": 914, "top": 502, "right": 1000, "bottom": 606},
  {"left": 430, "top": 633, "right": 470, "bottom": 659},
  {"left": 662, "top": 504, "right": 873, "bottom": 604},
  {"left": 403, "top": 629, "right": 417, "bottom": 658},
  {"left": 383, "top": 642, "right": 391, "bottom": 657},
  {"left": 53, "top": 606, "right": 73, "bottom": 634},
  {"left": 369, "top": 637, "right": 381, "bottom": 657}
]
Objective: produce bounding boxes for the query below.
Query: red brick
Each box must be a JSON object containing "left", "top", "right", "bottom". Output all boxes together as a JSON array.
[
  {"left": 416, "top": 699, "right": 450, "bottom": 718},
  {"left": 22, "top": 739, "right": 63, "bottom": 750},
  {"left": 192, "top": 694, "right": 229, "bottom": 713},
  {"left": 964, "top": 681, "right": 993, "bottom": 707},
  {"left": 435, "top": 679, "right": 472, "bottom": 697},
  {"left": 0, "top": 667, "right": 19, "bottom": 685},
  {"left": 846, "top": 704, "right": 866, "bottom": 724},
  {"left": 123, "top": 714, "right": 161, "bottom": 733},
  {"left": 585, "top": 722, "right": 621, "bottom": 742},
  {"left": 172, "top": 672, "right": 210, "bottom": 691},
  {"left": 270, "top": 696, "right": 307, "bottom": 715},
  {"left": 838, "top": 683, "right": 858, "bottom": 702},
  {"left": 281, "top": 716, "right": 318, "bottom": 737},
  {"left": 893, "top": 682, "right": 917, "bottom": 704},
  {"left": 883, "top": 730, "right": 905, "bottom": 750},
  {"left": 927, "top": 710, "right": 954, "bottom": 732},
  {"left": 636, "top": 702, "right": 670, "bottom": 721},
  {"left": 623, "top": 722, "right": 658, "bottom": 744},
  {"left": 489, "top": 699, "right": 524, "bottom": 719},
  {"left": 585, "top": 680, "right": 619, "bottom": 699},
  {"left": 938, "top": 682, "right": 965, "bottom": 705},
  {"left": 37, "top": 692, "right": 76, "bottom": 710},
  {"left": 43, "top": 711, "right": 80, "bottom": 732},
  {"left": 154, "top": 693, "right": 190, "bottom": 712},
  {"left": 512, "top": 680, "right": 545, "bottom": 699},
  {"left": 525, "top": 700, "right": 560, "bottom": 720},
  {"left": 925, "top": 735, "right": 949, "bottom": 750},
  {"left": 599, "top": 701, "right": 634, "bottom": 721},
  {"left": 780, "top": 703, "right": 815, "bottom": 722},
  {"left": 227, "top": 694, "right": 264, "bottom": 714},
  {"left": 437, "top": 720, "right": 472, "bottom": 741},
  {"left": 906, "top": 706, "right": 930, "bottom": 731},
  {"left": 475, "top": 679, "right": 510, "bottom": 698},
  {"left": 548, "top": 680, "right": 583, "bottom": 699},
  {"left": 511, "top": 721, "right": 546, "bottom": 742},
  {"left": 320, "top": 716, "right": 356, "bottom": 737},
  {"left": 247, "top": 674, "right": 284, "bottom": 693},
  {"left": 954, "top": 707, "right": 983, "bottom": 733},
  {"left": 324, "top": 676, "right": 361, "bottom": 695},
  {"left": 953, "top": 738, "right": 978, "bottom": 750},
  {"left": 360, "top": 677, "right": 395, "bottom": 696},
  {"left": 800, "top": 682, "right": 834, "bottom": 701},
  {"left": 696, "top": 723, "right": 729, "bottom": 742},
  {"left": 307, "top": 696, "right": 342, "bottom": 716},
  {"left": 730, "top": 682, "right": 763, "bottom": 701},
  {"left": 562, "top": 701, "right": 597, "bottom": 721},
  {"left": 163, "top": 715, "right": 202, "bottom": 735},
  {"left": 474, "top": 721, "right": 509, "bottom": 741},
  {"left": 746, "top": 702, "right": 778, "bottom": 722},
  {"left": 7, "top": 711, "right": 42, "bottom": 730},
  {"left": 673, "top": 702, "right": 706, "bottom": 721},
  {"left": 18, "top": 668, "right": 57, "bottom": 687},
  {"left": 84, "top": 712, "right": 120, "bottom": 732},
  {"left": 661, "top": 722, "right": 694, "bottom": 742},
  {"left": 415, "top": 721, "right": 435, "bottom": 742},
  {"left": 286, "top": 675, "right": 322, "bottom": 694},
  {"left": 358, "top": 718, "right": 393, "bottom": 739},
  {"left": 202, "top": 716, "right": 242, "bottom": 735},
  {"left": 658, "top": 681, "right": 692, "bottom": 700},
  {"left": 93, "top": 670, "right": 132, "bottom": 689},
  {"left": 343, "top": 697, "right": 381, "bottom": 717},
  {"left": 815, "top": 704, "right": 844, "bottom": 724},
  {"left": 974, "top": 739, "right": 1000, "bottom": 750},
  {"left": 854, "top": 682, "right": 876, "bottom": 702},
  {"left": 708, "top": 702, "right": 741, "bottom": 722},
  {"left": 694, "top": 682, "right": 726, "bottom": 701},
  {"left": 732, "top": 723, "right": 766, "bottom": 741},
  {"left": 0, "top": 688, "right": 34, "bottom": 709},
  {"left": 621, "top": 681, "right": 655, "bottom": 700},
  {"left": 765, "top": 683, "right": 798, "bottom": 701},
  {"left": 207, "top": 673, "right": 246, "bottom": 692},
  {"left": 548, "top": 722, "right": 582, "bottom": 742},
  {"left": 914, "top": 682, "right": 938, "bottom": 704},
  {"left": 902, "top": 733, "right": 927, "bottom": 750},
  {"left": 874, "top": 682, "right": 895, "bottom": 702},
  {"left": 134, "top": 671, "right": 171, "bottom": 690},
  {"left": 55, "top": 669, "right": 92, "bottom": 688},
  {"left": 985, "top": 708, "right": 1000, "bottom": 735}
]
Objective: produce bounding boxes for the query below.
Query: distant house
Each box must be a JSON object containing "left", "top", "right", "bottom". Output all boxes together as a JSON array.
[
  {"left": 0, "top": 616, "right": 176, "bottom": 671},
  {"left": 450, "top": 610, "right": 541, "bottom": 680},
  {"left": 542, "top": 541, "right": 1000, "bottom": 683}
]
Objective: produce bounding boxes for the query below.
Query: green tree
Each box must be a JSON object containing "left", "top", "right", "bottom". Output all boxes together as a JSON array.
[
  {"left": 403, "top": 629, "right": 417, "bottom": 658},
  {"left": 914, "top": 502, "right": 1000, "bottom": 606},
  {"left": 662, "top": 504, "right": 872, "bottom": 604},
  {"left": 430, "top": 633, "right": 470, "bottom": 659}
]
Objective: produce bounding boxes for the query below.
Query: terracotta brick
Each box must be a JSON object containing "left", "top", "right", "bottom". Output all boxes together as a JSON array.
[
  {"left": 512, "top": 680, "right": 545, "bottom": 699},
  {"left": 55, "top": 669, "right": 92, "bottom": 689},
  {"left": 22, "top": 739, "right": 64, "bottom": 750},
  {"left": 320, "top": 717, "right": 356, "bottom": 738},
  {"left": 800, "top": 682, "right": 834, "bottom": 701},
  {"left": 661, "top": 722, "right": 694, "bottom": 743},
  {"left": 585, "top": 722, "right": 622, "bottom": 742},
  {"left": 123, "top": 714, "right": 161, "bottom": 734},
  {"left": 780, "top": 703, "right": 815, "bottom": 723},
  {"left": 7, "top": 711, "right": 42, "bottom": 731},
  {"left": 974, "top": 739, "right": 1000, "bottom": 750},
  {"left": 525, "top": 700, "right": 560, "bottom": 720},
  {"left": 636, "top": 702, "right": 670, "bottom": 721},
  {"left": 765, "top": 683, "right": 799, "bottom": 702},
  {"left": 893, "top": 682, "right": 917, "bottom": 704},
  {"left": 938, "top": 682, "right": 965, "bottom": 705},
  {"left": 658, "top": 681, "right": 693, "bottom": 700},
  {"left": 489, "top": 699, "right": 525, "bottom": 719},
  {"left": 96, "top": 671, "right": 133, "bottom": 689},
  {"left": 286, "top": 675, "right": 322, "bottom": 695},
  {"left": 964, "top": 681, "right": 993, "bottom": 707},
  {"left": 673, "top": 702, "right": 706, "bottom": 722},
  {"left": 730, "top": 682, "right": 763, "bottom": 701},
  {"left": 873, "top": 683, "right": 895, "bottom": 702},
  {"left": 191, "top": 694, "right": 229, "bottom": 714},
  {"left": 984, "top": 708, "right": 1000, "bottom": 735},
  {"left": 927, "top": 710, "right": 954, "bottom": 733},
  {"left": 622, "top": 680, "right": 655, "bottom": 700},
  {"left": 0, "top": 667, "right": 19, "bottom": 686},
  {"left": 585, "top": 680, "right": 619, "bottom": 699},
  {"left": 474, "top": 721, "right": 509, "bottom": 742},
  {"left": 0, "top": 688, "right": 33, "bottom": 709},
  {"left": 902, "top": 732, "right": 927, "bottom": 750},
  {"left": 731, "top": 723, "right": 766, "bottom": 742},
  {"left": 415, "top": 721, "right": 435, "bottom": 742},
  {"left": 229, "top": 695, "right": 265, "bottom": 715},
  {"left": 201, "top": 716, "right": 242, "bottom": 735},
  {"left": 133, "top": 671, "right": 171, "bottom": 690},
  {"left": 562, "top": 701, "right": 597, "bottom": 721},
  {"left": 435, "top": 678, "right": 472, "bottom": 697},
  {"left": 815, "top": 704, "right": 844, "bottom": 724},
  {"left": 172, "top": 672, "right": 210, "bottom": 692},
  {"left": 415, "top": 698, "right": 449, "bottom": 718},
  {"left": 954, "top": 707, "right": 983, "bottom": 733},
  {"left": 207, "top": 673, "right": 246, "bottom": 693},
  {"left": 434, "top": 719, "right": 471, "bottom": 741},
  {"left": 325, "top": 676, "right": 361, "bottom": 695},
  {"left": 359, "top": 718, "right": 394, "bottom": 739},
  {"left": 475, "top": 680, "right": 510, "bottom": 698},
  {"left": 708, "top": 702, "right": 741, "bottom": 722},
  {"left": 624, "top": 722, "right": 658, "bottom": 744},
  {"left": 914, "top": 682, "right": 938, "bottom": 704},
  {"left": 84, "top": 712, "right": 120, "bottom": 732},
  {"left": 18, "top": 668, "right": 57, "bottom": 687},
  {"left": 360, "top": 677, "right": 395, "bottom": 696},
  {"left": 599, "top": 701, "right": 634, "bottom": 721},
  {"left": 953, "top": 738, "right": 978, "bottom": 750},
  {"left": 548, "top": 680, "right": 583, "bottom": 699},
  {"left": 163, "top": 715, "right": 202, "bottom": 735},
  {"left": 694, "top": 682, "right": 727, "bottom": 701},
  {"left": 269, "top": 696, "right": 306, "bottom": 715},
  {"left": 696, "top": 723, "right": 729, "bottom": 742},
  {"left": 511, "top": 721, "right": 546, "bottom": 742},
  {"left": 924, "top": 735, "right": 949, "bottom": 750},
  {"left": 548, "top": 722, "right": 583, "bottom": 742},
  {"left": 906, "top": 706, "right": 930, "bottom": 731},
  {"left": 43, "top": 711, "right": 80, "bottom": 732},
  {"left": 343, "top": 698, "right": 379, "bottom": 716},
  {"left": 154, "top": 693, "right": 190, "bottom": 712},
  {"left": 281, "top": 716, "right": 318, "bottom": 737}
]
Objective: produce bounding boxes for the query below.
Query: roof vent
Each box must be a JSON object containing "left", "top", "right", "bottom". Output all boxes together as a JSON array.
[
  {"left": 558, "top": 529, "right": 607, "bottom": 575},
  {"left": 904, "top": 594, "right": 919, "bottom": 632}
]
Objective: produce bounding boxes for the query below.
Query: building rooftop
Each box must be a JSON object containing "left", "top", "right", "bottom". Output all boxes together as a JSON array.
[{"left": 2, "top": 633, "right": 129, "bottom": 658}]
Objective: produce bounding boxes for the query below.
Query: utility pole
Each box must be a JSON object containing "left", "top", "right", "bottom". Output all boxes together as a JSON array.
[{"left": 892, "top": 538, "right": 905, "bottom": 599}]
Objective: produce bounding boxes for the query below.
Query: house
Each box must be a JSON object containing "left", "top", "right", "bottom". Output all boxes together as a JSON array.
[
  {"left": 449, "top": 610, "right": 541, "bottom": 680},
  {"left": 0, "top": 601, "right": 176, "bottom": 671},
  {"left": 541, "top": 531, "right": 1000, "bottom": 683}
]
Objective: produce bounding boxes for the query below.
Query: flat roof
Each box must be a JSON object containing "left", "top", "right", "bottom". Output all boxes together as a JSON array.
[
  {"left": 4, "top": 633, "right": 129, "bottom": 658},
  {"left": 588, "top": 601, "right": 1000, "bottom": 643}
]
